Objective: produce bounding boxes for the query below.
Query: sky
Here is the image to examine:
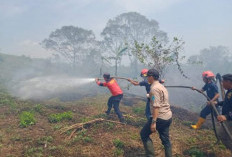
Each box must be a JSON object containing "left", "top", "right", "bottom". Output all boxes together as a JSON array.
[{"left": 0, "top": 0, "right": 232, "bottom": 59}]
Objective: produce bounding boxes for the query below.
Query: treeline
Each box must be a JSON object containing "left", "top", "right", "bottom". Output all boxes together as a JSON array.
[{"left": 0, "top": 12, "right": 231, "bottom": 110}]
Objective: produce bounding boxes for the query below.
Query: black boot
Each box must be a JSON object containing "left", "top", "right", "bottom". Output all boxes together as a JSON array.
[
  {"left": 119, "top": 118, "right": 125, "bottom": 123},
  {"left": 105, "top": 110, "right": 110, "bottom": 115},
  {"left": 164, "top": 146, "right": 172, "bottom": 157},
  {"left": 143, "top": 139, "right": 155, "bottom": 157}
]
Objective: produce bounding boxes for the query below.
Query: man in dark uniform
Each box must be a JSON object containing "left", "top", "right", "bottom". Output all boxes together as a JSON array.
[{"left": 216, "top": 74, "right": 232, "bottom": 151}]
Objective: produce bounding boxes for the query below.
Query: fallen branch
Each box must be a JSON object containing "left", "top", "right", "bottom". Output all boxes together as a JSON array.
[{"left": 60, "top": 118, "right": 125, "bottom": 139}]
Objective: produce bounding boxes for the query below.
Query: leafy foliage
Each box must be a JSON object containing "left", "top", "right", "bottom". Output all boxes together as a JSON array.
[
  {"left": 69, "top": 130, "right": 93, "bottom": 145},
  {"left": 48, "top": 111, "right": 73, "bottom": 123},
  {"left": 19, "top": 111, "right": 36, "bottom": 127},
  {"left": 133, "top": 36, "right": 188, "bottom": 78},
  {"left": 113, "top": 138, "right": 125, "bottom": 149},
  {"left": 185, "top": 147, "right": 205, "bottom": 157},
  {"left": 24, "top": 147, "right": 43, "bottom": 157},
  {"left": 132, "top": 107, "right": 144, "bottom": 115},
  {"left": 113, "top": 138, "right": 124, "bottom": 157},
  {"left": 114, "top": 148, "right": 124, "bottom": 157},
  {"left": 33, "top": 104, "right": 43, "bottom": 114},
  {"left": 36, "top": 136, "right": 53, "bottom": 146},
  {"left": 101, "top": 12, "right": 168, "bottom": 76},
  {"left": 42, "top": 26, "right": 100, "bottom": 67}
]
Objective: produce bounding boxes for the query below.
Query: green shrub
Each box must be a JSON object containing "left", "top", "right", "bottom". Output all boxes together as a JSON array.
[
  {"left": 0, "top": 95, "right": 16, "bottom": 110},
  {"left": 185, "top": 147, "right": 204, "bottom": 157},
  {"left": 114, "top": 148, "right": 124, "bottom": 157},
  {"left": 48, "top": 111, "right": 73, "bottom": 123},
  {"left": 19, "top": 111, "right": 36, "bottom": 127},
  {"left": 113, "top": 139, "right": 125, "bottom": 156},
  {"left": 218, "top": 142, "right": 226, "bottom": 150},
  {"left": 53, "top": 124, "right": 62, "bottom": 130},
  {"left": 80, "top": 117, "right": 91, "bottom": 123},
  {"left": 68, "top": 130, "right": 92, "bottom": 145},
  {"left": 0, "top": 133, "right": 3, "bottom": 142},
  {"left": 82, "top": 136, "right": 93, "bottom": 143},
  {"left": 37, "top": 136, "right": 53, "bottom": 145},
  {"left": 132, "top": 107, "right": 144, "bottom": 115},
  {"left": 34, "top": 104, "right": 43, "bottom": 114},
  {"left": 113, "top": 138, "right": 124, "bottom": 149},
  {"left": 25, "top": 147, "right": 43, "bottom": 157},
  {"left": 104, "top": 122, "right": 115, "bottom": 129}
]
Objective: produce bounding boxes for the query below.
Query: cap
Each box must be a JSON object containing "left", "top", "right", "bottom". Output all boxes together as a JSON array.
[{"left": 222, "top": 74, "right": 232, "bottom": 82}]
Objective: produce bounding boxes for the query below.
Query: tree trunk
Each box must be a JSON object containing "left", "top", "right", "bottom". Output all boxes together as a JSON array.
[{"left": 115, "top": 59, "right": 118, "bottom": 76}]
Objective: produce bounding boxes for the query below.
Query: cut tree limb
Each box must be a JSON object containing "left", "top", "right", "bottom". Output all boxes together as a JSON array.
[{"left": 60, "top": 118, "right": 125, "bottom": 139}]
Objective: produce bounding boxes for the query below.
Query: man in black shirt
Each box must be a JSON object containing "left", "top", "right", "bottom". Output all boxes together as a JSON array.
[
  {"left": 216, "top": 74, "right": 232, "bottom": 151},
  {"left": 217, "top": 74, "right": 232, "bottom": 122}
]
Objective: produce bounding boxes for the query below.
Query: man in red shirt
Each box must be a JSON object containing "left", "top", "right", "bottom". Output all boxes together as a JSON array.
[{"left": 95, "top": 73, "right": 124, "bottom": 122}]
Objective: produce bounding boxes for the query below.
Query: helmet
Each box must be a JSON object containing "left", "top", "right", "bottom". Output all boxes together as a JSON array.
[
  {"left": 140, "top": 69, "right": 148, "bottom": 77},
  {"left": 202, "top": 71, "right": 215, "bottom": 78}
]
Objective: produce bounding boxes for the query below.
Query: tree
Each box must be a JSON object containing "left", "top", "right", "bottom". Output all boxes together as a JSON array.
[
  {"left": 99, "top": 56, "right": 111, "bottom": 77},
  {"left": 133, "top": 36, "right": 188, "bottom": 78},
  {"left": 107, "top": 47, "right": 128, "bottom": 76},
  {"left": 101, "top": 12, "right": 168, "bottom": 76},
  {"left": 188, "top": 46, "right": 232, "bottom": 73},
  {"left": 41, "top": 26, "right": 100, "bottom": 68}
]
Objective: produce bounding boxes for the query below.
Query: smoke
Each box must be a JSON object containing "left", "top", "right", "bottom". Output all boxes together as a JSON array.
[{"left": 10, "top": 75, "right": 96, "bottom": 100}]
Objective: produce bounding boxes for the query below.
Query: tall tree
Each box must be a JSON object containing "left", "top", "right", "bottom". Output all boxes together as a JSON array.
[
  {"left": 41, "top": 26, "right": 100, "bottom": 68},
  {"left": 101, "top": 12, "right": 168, "bottom": 76},
  {"left": 188, "top": 46, "right": 232, "bottom": 73}
]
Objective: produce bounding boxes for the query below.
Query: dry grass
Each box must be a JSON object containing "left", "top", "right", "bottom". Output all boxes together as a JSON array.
[{"left": 0, "top": 93, "right": 231, "bottom": 157}]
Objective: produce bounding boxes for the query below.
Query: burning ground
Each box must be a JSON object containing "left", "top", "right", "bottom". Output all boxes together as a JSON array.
[{"left": 0, "top": 92, "right": 231, "bottom": 157}]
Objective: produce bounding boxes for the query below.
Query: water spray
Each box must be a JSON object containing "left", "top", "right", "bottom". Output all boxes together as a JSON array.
[{"left": 12, "top": 76, "right": 96, "bottom": 99}]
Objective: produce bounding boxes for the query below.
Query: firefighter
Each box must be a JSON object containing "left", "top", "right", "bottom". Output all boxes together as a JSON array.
[
  {"left": 191, "top": 71, "right": 220, "bottom": 129},
  {"left": 128, "top": 69, "right": 164, "bottom": 120},
  {"left": 95, "top": 73, "right": 124, "bottom": 123},
  {"left": 216, "top": 74, "right": 232, "bottom": 151},
  {"left": 128, "top": 69, "right": 151, "bottom": 120}
]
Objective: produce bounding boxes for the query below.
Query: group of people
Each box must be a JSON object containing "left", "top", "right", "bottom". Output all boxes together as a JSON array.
[{"left": 95, "top": 69, "right": 232, "bottom": 157}]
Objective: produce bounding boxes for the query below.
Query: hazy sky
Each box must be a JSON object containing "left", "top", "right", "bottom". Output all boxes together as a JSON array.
[{"left": 0, "top": 0, "right": 232, "bottom": 59}]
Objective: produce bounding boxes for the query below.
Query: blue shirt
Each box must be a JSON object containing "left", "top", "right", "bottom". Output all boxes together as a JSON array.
[
  {"left": 139, "top": 80, "right": 151, "bottom": 94},
  {"left": 202, "top": 82, "right": 219, "bottom": 100}
]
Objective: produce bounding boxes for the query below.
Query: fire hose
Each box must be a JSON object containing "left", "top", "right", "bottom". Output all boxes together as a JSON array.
[
  {"left": 97, "top": 76, "right": 232, "bottom": 141},
  {"left": 98, "top": 76, "right": 130, "bottom": 81},
  {"left": 216, "top": 73, "right": 226, "bottom": 100},
  {"left": 165, "top": 85, "right": 232, "bottom": 142}
]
